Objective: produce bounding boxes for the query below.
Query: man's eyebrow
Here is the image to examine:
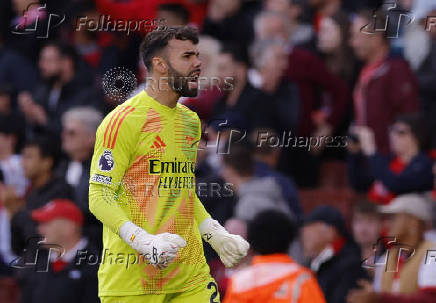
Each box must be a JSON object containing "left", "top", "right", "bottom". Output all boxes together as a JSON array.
[{"left": 183, "top": 51, "right": 199, "bottom": 56}]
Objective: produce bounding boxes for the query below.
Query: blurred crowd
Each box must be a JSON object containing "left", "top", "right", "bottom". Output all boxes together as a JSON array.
[{"left": 0, "top": 0, "right": 436, "bottom": 302}]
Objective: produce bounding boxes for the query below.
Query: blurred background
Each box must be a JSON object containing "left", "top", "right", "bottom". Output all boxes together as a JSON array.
[{"left": 0, "top": 0, "right": 436, "bottom": 302}]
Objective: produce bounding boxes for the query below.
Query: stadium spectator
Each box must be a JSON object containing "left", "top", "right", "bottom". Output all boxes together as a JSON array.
[
  {"left": 350, "top": 9, "right": 419, "bottom": 154},
  {"left": 413, "top": 5, "right": 436, "bottom": 151},
  {"left": 0, "top": 114, "right": 26, "bottom": 275},
  {"left": 8, "top": 135, "right": 73, "bottom": 255},
  {"left": 95, "top": 0, "right": 207, "bottom": 30},
  {"left": 0, "top": 33, "right": 38, "bottom": 92},
  {"left": 348, "top": 194, "right": 436, "bottom": 302},
  {"left": 221, "top": 143, "right": 293, "bottom": 221},
  {"left": 317, "top": 12, "right": 355, "bottom": 84},
  {"left": 374, "top": 194, "right": 435, "bottom": 293},
  {"left": 351, "top": 201, "right": 382, "bottom": 279},
  {"left": 254, "top": 10, "right": 349, "bottom": 186},
  {"left": 58, "top": 107, "right": 103, "bottom": 249},
  {"left": 202, "top": 0, "right": 259, "bottom": 51},
  {"left": 212, "top": 44, "right": 266, "bottom": 133},
  {"left": 263, "top": 0, "right": 314, "bottom": 47},
  {"left": 224, "top": 210, "right": 326, "bottom": 303},
  {"left": 17, "top": 42, "right": 101, "bottom": 135},
  {"left": 157, "top": 3, "right": 190, "bottom": 26},
  {"left": 248, "top": 38, "right": 300, "bottom": 135},
  {"left": 21, "top": 199, "right": 98, "bottom": 303},
  {"left": 70, "top": 3, "right": 122, "bottom": 77},
  {"left": 347, "top": 267, "right": 436, "bottom": 303},
  {"left": 302, "top": 205, "right": 367, "bottom": 303},
  {"left": 308, "top": 0, "right": 356, "bottom": 32},
  {"left": 0, "top": 114, "right": 27, "bottom": 198},
  {"left": 251, "top": 128, "right": 302, "bottom": 220},
  {"left": 348, "top": 114, "right": 434, "bottom": 204}
]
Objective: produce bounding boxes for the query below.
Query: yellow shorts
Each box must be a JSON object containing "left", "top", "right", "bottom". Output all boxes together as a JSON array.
[{"left": 100, "top": 277, "right": 220, "bottom": 303}]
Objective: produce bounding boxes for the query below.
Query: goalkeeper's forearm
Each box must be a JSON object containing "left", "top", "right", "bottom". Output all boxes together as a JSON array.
[
  {"left": 89, "top": 184, "right": 186, "bottom": 269},
  {"left": 89, "top": 183, "right": 130, "bottom": 235}
]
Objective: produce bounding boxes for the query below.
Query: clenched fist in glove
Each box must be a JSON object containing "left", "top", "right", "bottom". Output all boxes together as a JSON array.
[
  {"left": 119, "top": 221, "right": 186, "bottom": 269},
  {"left": 200, "top": 218, "right": 250, "bottom": 267}
]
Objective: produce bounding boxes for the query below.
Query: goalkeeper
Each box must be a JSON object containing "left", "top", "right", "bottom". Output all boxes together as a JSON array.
[{"left": 89, "top": 26, "right": 249, "bottom": 303}]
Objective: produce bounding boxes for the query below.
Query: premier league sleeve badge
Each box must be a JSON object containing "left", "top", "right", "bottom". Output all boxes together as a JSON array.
[{"left": 99, "top": 150, "right": 115, "bottom": 171}]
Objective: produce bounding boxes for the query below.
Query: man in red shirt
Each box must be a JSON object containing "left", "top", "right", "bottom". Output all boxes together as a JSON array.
[{"left": 350, "top": 9, "right": 419, "bottom": 154}]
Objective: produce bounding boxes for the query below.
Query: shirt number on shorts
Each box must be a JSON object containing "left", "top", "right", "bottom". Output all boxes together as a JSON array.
[{"left": 207, "top": 281, "right": 219, "bottom": 303}]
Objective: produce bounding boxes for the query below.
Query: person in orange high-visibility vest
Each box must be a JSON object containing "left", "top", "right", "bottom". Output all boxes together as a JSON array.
[{"left": 224, "top": 210, "right": 326, "bottom": 303}]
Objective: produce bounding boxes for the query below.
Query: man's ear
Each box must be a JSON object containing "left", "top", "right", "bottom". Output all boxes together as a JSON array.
[{"left": 152, "top": 57, "right": 168, "bottom": 74}]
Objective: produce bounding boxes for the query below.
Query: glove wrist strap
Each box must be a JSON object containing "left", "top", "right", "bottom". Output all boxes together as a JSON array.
[
  {"left": 119, "top": 221, "right": 149, "bottom": 246},
  {"left": 199, "top": 218, "right": 227, "bottom": 243}
]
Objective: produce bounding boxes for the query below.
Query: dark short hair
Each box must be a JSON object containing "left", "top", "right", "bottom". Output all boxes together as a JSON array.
[
  {"left": 222, "top": 142, "right": 254, "bottom": 177},
  {"left": 158, "top": 3, "right": 190, "bottom": 24},
  {"left": 358, "top": 9, "right": 390, "bottom": 42},
  {"left": 24, "top": 135, "right": 61, "bottom": 170},
  {"left": 140, "top": 26, "right": 199, "bottom": 70},
  {"left": 394, "top": 113, "right": 430, "bottom": 151},
  {"left": 248, "top": 210, "right": 296, "bottom": 255},
  {"left": 220, "top": 43, "right": 250, "bottom": 66},
  {"left": 42, "top": 42, "right": 79, "bottom": 67}
]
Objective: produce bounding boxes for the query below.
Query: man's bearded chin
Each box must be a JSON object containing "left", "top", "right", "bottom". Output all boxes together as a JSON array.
[{"left": 167, "top": 63, "right": 199, "bottom": 97}]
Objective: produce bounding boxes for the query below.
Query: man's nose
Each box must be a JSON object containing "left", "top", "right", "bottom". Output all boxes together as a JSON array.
[{"left": 194, "top": 57, "right": 202, "bottom": 69}]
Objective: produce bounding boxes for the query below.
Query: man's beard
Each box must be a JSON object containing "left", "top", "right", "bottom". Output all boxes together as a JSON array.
[{"left": 167, "top": 63, "right": 199, "bottom": 97}]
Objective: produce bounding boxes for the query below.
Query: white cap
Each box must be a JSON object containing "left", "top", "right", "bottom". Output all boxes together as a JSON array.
[{"left": 379, "top": 194, "right": 432, "bottom": 222}]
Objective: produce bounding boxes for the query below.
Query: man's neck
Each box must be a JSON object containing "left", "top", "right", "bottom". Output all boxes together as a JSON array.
[
  {"left": 32, "top": 171, "right": 52, "bottom": 189},
  {"left": 71, "top": 150, "right": 92, "bottom": 163},
  {"left": 397, "top": 147, "right": 419, "bottom": 164},
  {"left": 145, "top": 79, "right": 179, "bottom": 108},
  {"left": 61, "top": 236, "right": 82, "bottom": 253},
  {"left": 367, "top": 45, "right": 389, "bottom": 65}
]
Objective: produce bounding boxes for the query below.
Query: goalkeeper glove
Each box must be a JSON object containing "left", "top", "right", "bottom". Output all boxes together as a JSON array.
[
  {"left": 200, "top": 218, "right": 250, "bottom": 267},
  {"left": 119, "top": 221, "right": 186, "bottom": 269}
]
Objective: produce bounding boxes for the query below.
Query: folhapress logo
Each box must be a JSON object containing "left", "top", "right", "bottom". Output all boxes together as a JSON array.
[{"left": 11, "top": 2, "right": 65, "bottom": 39}]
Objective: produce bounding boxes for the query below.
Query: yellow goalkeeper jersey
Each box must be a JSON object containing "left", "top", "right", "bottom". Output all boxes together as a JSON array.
[{"left": 89, "top": 90, "right": 211, "bottom": 296}]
